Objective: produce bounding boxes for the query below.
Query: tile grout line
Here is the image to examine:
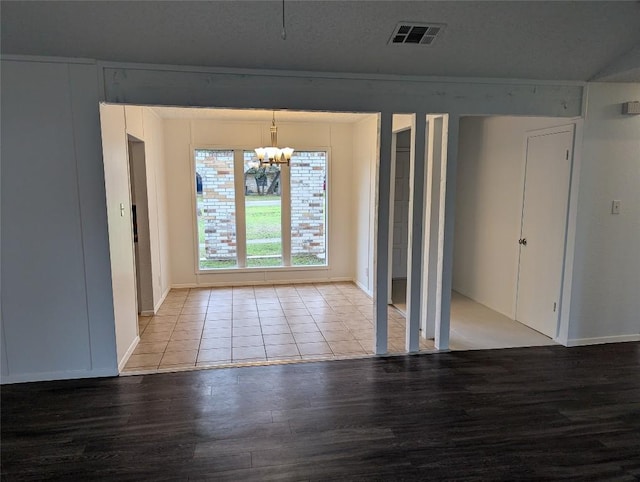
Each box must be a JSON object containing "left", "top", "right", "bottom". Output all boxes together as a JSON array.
[{"left": 128, "top": 282, "right": 381, "bottom": 372}]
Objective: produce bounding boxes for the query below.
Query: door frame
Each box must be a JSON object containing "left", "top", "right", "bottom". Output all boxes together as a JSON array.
[
  {"left": 127, "top": 136, "right": 155, "bottom": 315},
  {"left": 514, "top": 121, "right": 583, "bottom": 345}
]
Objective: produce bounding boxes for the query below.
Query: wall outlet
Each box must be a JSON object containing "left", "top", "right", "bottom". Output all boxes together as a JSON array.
[{"left": 611, "top": 200, "right": 621, "bottom": 215}]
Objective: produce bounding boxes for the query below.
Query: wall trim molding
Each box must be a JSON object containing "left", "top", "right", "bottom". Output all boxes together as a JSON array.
[
  {"left": 118, "top": 335, "right": 140, "bottom": 372},
  {"left": 566, "top": 334, "right": 640, "bottom": 347},
  {"left": 1, "top": 367, "right": 118, "bottom": 385}
]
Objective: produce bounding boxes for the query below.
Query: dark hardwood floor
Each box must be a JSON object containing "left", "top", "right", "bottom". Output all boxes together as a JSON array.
[{"left": 2, "top": 343, "right": 639, "bottom": 481}]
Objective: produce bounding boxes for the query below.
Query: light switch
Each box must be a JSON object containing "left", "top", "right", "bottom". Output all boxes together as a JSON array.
[
  {"left": 611, "top": 200, "right": 621, "bottom": 215},
  {"left": 120, "top": 203, "right": 126, "bottom": 217}
]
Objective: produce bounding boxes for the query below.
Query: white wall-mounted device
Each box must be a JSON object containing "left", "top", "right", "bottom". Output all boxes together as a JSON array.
[{"left": 621, "top": 101, "right": 640, "bottom": 115}]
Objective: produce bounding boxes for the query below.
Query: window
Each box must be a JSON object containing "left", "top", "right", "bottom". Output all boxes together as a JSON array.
[
  {"left": 195, "top": 149, "right": 237, "bottom": 269},
  {"left": 195, "top": 149, "right": 327, "bottom": 270},
  {"left": 290, "top": 152, "right": 327, "bottom": 266},
  {"left": 244, "top": 151, "right": 283, "bottom": 267}
]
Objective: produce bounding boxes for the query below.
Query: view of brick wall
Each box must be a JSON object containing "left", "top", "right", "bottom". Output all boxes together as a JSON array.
[
  {"left": 196, "top": 150, "right": 236, "bottom": 262},
  {"left": 290, "top": 152, "right": 326, "bottom": 260}
]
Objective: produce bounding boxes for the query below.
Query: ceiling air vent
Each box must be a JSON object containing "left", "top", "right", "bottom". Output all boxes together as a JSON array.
[{"left": 388, "top": 22, "right": 445, "bottom": 46}]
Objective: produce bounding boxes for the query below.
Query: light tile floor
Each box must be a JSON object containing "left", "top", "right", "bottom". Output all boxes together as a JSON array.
[
  {"left": 449, "top": 291, "right": 557, "bottom": 350},
  {"left": 123, "top": 282, "right": 555, "bottom": 374},
  {"left": 123, "top": 282, "right": 418, "bottom": 373}
]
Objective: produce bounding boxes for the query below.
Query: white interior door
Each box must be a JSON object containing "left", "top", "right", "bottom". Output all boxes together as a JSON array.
[{"left": 515, "top": 129, "right": 573, "bottom": 338}]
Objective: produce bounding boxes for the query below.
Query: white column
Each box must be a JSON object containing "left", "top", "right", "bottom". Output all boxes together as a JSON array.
[
  {"left": 387, "top": 134, "right": 397, "bottom": 305},
  {"left": 374, "top": 112, "right": 393, "bottom": 355},
  {"left": 405, "top": 113, "right": 427, "bottom": 353},
  {"left": 437, "top": 115, "right": 459, "bottom": 351},
  {"left": 421, "top": 116, "right": 442, "bottom": 341}
]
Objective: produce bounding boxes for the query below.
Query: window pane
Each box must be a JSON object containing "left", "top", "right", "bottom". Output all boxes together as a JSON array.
[
  {"left": 244, "top": 151, "right": 282, "bottom": 267},
  {"left": 195, "top": 149, "right": 237, "bottom": 270},
  {"left": 290, "top": 152, "right": 327, "bottom": 266}
]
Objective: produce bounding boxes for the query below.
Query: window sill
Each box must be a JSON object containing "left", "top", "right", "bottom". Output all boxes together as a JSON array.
[{"left": 196, "top": 264, "right": 330, "bottom": 275}]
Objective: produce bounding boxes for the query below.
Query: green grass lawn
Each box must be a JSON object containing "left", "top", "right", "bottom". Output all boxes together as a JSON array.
[
  {"left": 245, "top": 203, "right": 281, "bottom": 239},
  {"left": 199, "top": 259, "right": 237, "bottom": 269},
  {"left": 247, "top": 194, "right": 281, "bottom": 202},
  {"left": 198, "top": 193, "right": 326, "bottom": 269},
  {"left": 246, "top": 242, "right": 281, "bottom": 257},
  {"left": 292, "top": 254, "right": 325, "bottom": 266}
]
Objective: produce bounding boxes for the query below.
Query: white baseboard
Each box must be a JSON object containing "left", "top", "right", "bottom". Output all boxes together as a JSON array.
[
  {"left": 355, "top": 279, "right": 373, "bottom": 298},
  {"left": 566, "top": 334, "right": 640, "bottom": 347},
  {"left": 139, "top": 310, "right": 155, "bottom": 316},
  {"left": 154, "top": 286, "right": 171, "bottom": 313},
  {"left": 171, "top": 277, "right": 354, "bottom": 289},
  {"left": 1, "top": 367, "right": 118, "bottom": 385},
  {"left": 118, "top": 335, "right": 140, "bottom": 372}
]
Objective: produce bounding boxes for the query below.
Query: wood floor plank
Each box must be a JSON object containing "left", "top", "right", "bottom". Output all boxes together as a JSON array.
[{"left": 2, "top": 343, "right": 639, "bottom": 480}]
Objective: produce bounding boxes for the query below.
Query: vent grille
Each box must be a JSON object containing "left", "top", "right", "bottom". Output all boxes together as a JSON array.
[{"left": 389, "top": 23, "right": 445, "bottom": 46}]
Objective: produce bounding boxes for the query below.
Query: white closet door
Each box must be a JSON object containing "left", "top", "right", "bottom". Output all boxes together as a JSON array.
[{"left": 516, "top": 129, "right": 573, "bottom": 338}]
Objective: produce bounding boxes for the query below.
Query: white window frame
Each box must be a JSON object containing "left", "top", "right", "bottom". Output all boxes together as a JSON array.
[{"left": 191, "top": 145, "right": 331, "bottom": 274}]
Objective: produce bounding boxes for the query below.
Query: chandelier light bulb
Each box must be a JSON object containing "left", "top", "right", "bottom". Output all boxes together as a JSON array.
[{"left": 254, "top": 112, "right": 295, "bottom": 166}]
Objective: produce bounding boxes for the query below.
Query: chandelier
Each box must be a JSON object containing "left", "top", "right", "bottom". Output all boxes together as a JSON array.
[{"left": 254, "top": 112, "right": 294, "bottom": 166}]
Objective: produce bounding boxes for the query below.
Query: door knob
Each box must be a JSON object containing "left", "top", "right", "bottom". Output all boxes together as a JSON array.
[{"left": 518, "top": 238, "right": 528, "bottom": 246}]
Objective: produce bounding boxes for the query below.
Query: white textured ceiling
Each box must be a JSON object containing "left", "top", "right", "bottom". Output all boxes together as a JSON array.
[{"left": 2, "top": 1, "right": 640, "bottom": 81}]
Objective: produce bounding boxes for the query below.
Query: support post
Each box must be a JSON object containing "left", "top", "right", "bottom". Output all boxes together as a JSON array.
[
  {"left": 436, "top": 115, "right": 459, "bottom": 350},
  {"left": 405, "top": 113, "right": 427, "bottom": 353},
  {"left": 374, "top": 112, "right": 393, "bottom": 355},
  {"left": 422, "top": 116, "right": 442, "bottom": 341}
]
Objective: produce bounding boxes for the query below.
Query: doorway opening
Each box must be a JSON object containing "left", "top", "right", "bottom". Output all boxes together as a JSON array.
[
  {"left": 451, "top": 116, "right": 577, "bottom": 350},
  {"left": 102, "top": 105, "right": 421, "bottom": 373},
  {"left": 128, "top": 137, "right": 154, "bottom": 315}
]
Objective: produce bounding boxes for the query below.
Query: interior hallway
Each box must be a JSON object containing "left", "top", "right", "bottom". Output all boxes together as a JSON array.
[{"left": 391, "top": 278, "right": 557, "bottom": 351}]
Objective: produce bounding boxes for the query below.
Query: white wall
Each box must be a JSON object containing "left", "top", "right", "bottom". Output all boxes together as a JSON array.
[
  {"left": 125, "top": 106, "right": 172, "bottom": 309},
  {"left": 393, "top": 114, "right": 413, "bottom": 133},
  {"left": 0, "top": 55, "right": 587, "bottom": 383},
  {"left": 453, "top": 116, "right": 577, "bottom": 318},
  {"left": 352, "top": 115, "right": 379, "bottom": 295},
  {"left": 1, "top": 59, "right": 117, "bottom": 383},
  {"left": 148, "top": 111, "right": 172, "bottom": 304},
  {"left": 100, "top": 104, "right": 171, "bottom": 368},
  {"left": 100, "top": 104, "right": 139, "bottom": 367},
  {"left": 568, "top": 83, "right": 640, "bottom": 343},
  {"left": 163, "top": 117, "right": 357, "bottom": 287}
]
